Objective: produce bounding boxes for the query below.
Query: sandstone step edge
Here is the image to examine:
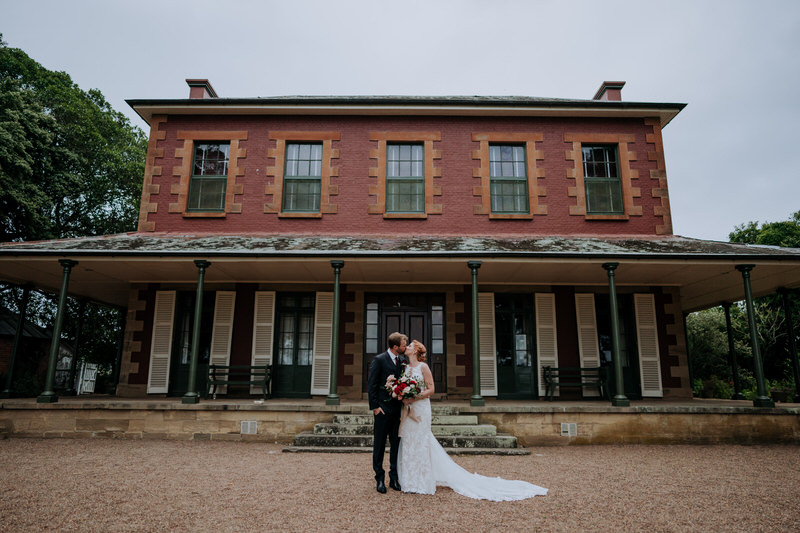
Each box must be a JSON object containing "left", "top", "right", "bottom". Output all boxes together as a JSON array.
[{"left": 281, "top": 445, "right": 531, "bottom": 456}]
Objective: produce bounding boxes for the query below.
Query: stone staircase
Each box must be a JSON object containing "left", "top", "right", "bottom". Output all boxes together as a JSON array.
[{"left": 283, "top": 405, "right": 529, "bottom": 455}]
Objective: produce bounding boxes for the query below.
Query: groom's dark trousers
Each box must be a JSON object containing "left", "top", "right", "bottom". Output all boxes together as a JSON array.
[{"left": 368, "top": 350, "right": 404, "bottom": 482}]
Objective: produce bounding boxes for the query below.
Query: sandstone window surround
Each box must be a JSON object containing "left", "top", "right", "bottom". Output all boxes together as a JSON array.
[
  {"left": 265, "top": 131, "right": 340, "bottom": 218},
  {"left": 565, "top": 133, "right": 641, "bottom": 220},
  {"left": 169, "top": 131, "right": 247, "bottom": 218},
  {"left": 369, "top": 132, "right": 442, "bottom": 219},
  {"left": 472, "top": 133, "right": 546, "bottom": 220}
]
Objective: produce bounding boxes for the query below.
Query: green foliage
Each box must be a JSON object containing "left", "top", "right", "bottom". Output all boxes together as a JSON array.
[
  {"left": 730, "top": 210, "right": 800, "bottom": 248},
  {"left": 0, "top": 34, "right": 147, "bottom": 242}
]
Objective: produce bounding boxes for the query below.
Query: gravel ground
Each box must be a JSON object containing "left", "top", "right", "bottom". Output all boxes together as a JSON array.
[{"left": 1, "top": 439, "right": 799, "bottom": 532}]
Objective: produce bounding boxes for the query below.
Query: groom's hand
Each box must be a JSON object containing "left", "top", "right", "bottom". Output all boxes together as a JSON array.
[{"left": 373, "top": 407, "right": 385, "bottom": 415}]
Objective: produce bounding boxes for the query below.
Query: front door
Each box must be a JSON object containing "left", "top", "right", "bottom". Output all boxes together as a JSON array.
[
  {"left": 494, "top": 294, "right": 536, "bottom": 399},
  {"left": 272, "top": 293, "right": 315, "bottom": 398},
  {"left": 168, "top": 291, "right": 215, "bottom": 397},
  {"left": 596, "top": 294, "right": 641, "bottom": 399},
  {"left": 363, "top": 294, "right": 446, "bottom": 394}
]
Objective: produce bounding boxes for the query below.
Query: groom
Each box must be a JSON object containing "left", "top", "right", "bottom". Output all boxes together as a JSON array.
[{"left": 367, "top": 331, "right": 408, "bottom": 494}]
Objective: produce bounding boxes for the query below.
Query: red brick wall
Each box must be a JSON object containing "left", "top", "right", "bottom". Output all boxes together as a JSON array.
[{"left": 141, "top": 115, "right": 671, "bottom": 236}]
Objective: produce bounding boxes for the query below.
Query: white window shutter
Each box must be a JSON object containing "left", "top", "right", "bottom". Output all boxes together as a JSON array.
[
  {"left": 635, "top": 293, "right": 663, "bottom": 397},
  {"left": 208, "top": 291, "right": 236, "bottom": 395},
  {"left": 535, "top": 293, "right": 558, "bottom": 397},
  {"left": 251, "top": 291, "right": 275, "bottom": 394},
  {"left": 575, "top": 293, "right": 601, "bottom": 397},
  {"left": 147, "top": 291, "right": 176, "bottom": 394},
  {"left": 478, "top": 292, "right": 498, "bottom": 397},
  {"left": 310, "top": 292, "right": 334, "bottom": 396}
]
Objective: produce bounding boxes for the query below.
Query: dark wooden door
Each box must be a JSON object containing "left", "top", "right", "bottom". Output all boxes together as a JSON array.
[
  {"left": 272, "top": 294, "right": 315, "bottom": 398},
  {"left": 596, "top": 294, "right": 641, "bottom": 400},
  {"left": 363, "top": 294, "right": 446, "bottom": 395},
  {"left": 168, "top": 291, "right": 215, "bottom": 397},
  {"left": 494, "top": 294, "right": 536, "bottom": 399}
]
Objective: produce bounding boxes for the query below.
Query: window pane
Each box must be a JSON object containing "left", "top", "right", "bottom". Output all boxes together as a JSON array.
[
  {"left": 193, "top": 143, "right": 230, "bottom": 177},
  {"left": 586, "top": 182, "right": 611, "bottom": 212},
  {"left": 188, "top": 178, "right": 226, "bottom": 211}
]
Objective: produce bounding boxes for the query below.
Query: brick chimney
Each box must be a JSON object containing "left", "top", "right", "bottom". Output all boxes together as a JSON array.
[
  {"left": 593, "top": 81, "right": 625, "bottom": 101},
  {"left": 186, "top": 79, "right": 218, "bottom": 99}
]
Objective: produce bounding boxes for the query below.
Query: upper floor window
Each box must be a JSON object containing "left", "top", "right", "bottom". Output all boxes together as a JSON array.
[
  {"left": 368, "top": 132, "right": 442, "bottom": 219},
  {"left": 264, "top": 131, "right": 340, "bottom": 218},
  {"left": 490, "top": 145, "right": 529, "bottom": 214},
  {"left": 582, "top": 145, "right": 622, "bottom": 215},
  {"left": 283, "top": 143, "right": 323, "bottom": 213},
  {"left": 187, "top": 142, "right": 230, "bottom": 212},
  {"left": 386, "top": 144, "right": 424, "bottom": 213},
  {"left": 472, "top": 133, "right": 544, "bottom": 220}
]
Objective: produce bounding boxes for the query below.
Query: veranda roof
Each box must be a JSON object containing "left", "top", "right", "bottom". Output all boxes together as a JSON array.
[{"left": 1, "top": 233, "right": 799, "bottom": 312}]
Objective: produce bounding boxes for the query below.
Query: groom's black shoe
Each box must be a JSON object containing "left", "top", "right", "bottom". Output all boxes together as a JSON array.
[
  {"left": 389, "top": 478, "right": 401, "bottom": 491},
  {"left": 376, "top": 479, "right": 387, "bottom": 494}
]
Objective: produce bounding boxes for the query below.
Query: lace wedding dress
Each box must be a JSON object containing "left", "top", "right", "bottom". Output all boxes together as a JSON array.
[{"left": 397, "top": 364, "right": 547, "bottom": 501}]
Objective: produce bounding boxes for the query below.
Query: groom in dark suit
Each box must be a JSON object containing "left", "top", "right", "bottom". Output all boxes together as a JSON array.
[{"left": 367, "top": 331, "right": 408, "bottom": 493}]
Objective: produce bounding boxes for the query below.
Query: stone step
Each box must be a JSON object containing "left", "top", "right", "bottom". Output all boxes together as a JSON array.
[
  {"left": 332, "top": 414, "right": 479, "bottom": 426},
  {"left": 293, "top": 432, "right": 518, "bottom": 449},
  {"left": 282, "top": 446, "right": 531, "bottom": 456},
  {"left": 349, "top": 405, "right": 462, "bottom": 416},
  {"left": 313, "top": 423, "right": 496, "bottom": 437}
]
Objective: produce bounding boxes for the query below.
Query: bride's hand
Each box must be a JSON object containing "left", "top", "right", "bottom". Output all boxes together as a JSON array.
[{"left": 402, "top": 398, "right": 413, "bottom": 406}]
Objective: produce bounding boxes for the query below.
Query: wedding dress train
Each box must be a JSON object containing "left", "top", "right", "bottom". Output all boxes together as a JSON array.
[{"left": 397, "top": 365, "right": 547, "bottom": 501}]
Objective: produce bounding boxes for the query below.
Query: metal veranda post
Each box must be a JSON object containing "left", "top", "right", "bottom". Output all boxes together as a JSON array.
[
  {"left": 736, "top": 265, "right": 773, "bottom": 408},
  {"left": 468, "top": 261, "right": 484, "bottom": 407},
  {"left": 326, "top": 260, "right": 344, "bottom": 406},
  {"left": 603, "top": 262, "right": 629, "bottom": 407},
  {"left": 38, "top": 259, "right": 78, "bottom": 403},
  {"left": 182, "top": 260, "right": 210, "bottom": 405}
]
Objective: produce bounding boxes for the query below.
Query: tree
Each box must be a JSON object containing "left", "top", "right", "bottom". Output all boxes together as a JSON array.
[
  {"left": 689, "top": 210, "right": 800, "bottom": 397},
  {"left": 0, "top": 37, "right": 145, "bottom": 394},
  {"left": 730, "top": 210, "right": 800, "bottom": 248},
  {"left": 0, "top": 35, "right": 147, "bottom": 242}
]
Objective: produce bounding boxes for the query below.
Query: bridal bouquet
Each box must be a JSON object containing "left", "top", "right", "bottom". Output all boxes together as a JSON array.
[{"left": 385, "top": 374, "right": 422, "bottom": 401}]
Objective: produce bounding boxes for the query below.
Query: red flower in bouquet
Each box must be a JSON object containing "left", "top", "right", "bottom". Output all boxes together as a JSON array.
[{"left": 385, "top": 373, "right": 422, "bottom": 401}]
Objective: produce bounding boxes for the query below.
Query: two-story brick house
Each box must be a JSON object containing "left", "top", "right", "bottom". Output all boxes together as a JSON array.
[{"left": 2, "top": 80, "right": 799, "bottom": 404}]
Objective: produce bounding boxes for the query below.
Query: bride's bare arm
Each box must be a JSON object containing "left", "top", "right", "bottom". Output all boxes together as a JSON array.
[{"left": 418, "top": 363, "right": 434, "bottom": 400}]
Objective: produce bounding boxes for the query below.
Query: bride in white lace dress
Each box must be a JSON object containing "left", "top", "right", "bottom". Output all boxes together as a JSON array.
[{"left": 397, "top": 340, "right": 547, "bottom": 501}]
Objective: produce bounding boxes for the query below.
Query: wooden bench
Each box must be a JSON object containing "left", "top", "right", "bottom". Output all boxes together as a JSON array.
[
  {"left": 205, "top": 364, "right": 272, "bottom": 400},
  {"left": 543, "top": 366, "right": 607, "bottom": 401}
]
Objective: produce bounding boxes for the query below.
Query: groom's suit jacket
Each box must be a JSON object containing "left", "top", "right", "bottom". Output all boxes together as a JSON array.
[{"left": 367, "top": 350, "right": 407, "bottom": 414}]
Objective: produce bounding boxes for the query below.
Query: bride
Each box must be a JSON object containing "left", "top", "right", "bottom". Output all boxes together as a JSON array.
[{"left": 396, "top": 340, "right": 547, "bottom": 501}]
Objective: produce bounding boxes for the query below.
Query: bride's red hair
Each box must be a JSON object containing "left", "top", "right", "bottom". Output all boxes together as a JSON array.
[{"left": 410, "top": 340, "right": 427, "bottom": 362}]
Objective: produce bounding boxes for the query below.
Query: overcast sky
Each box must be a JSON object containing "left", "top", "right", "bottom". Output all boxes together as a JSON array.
[{"left": 4, "top": 0, "right": 799, "bottom": 242}]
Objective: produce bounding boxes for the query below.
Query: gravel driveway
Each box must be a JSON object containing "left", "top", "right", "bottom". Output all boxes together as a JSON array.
[{"left": 1, "top": 439, "right": 798, "bottom": 532}]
